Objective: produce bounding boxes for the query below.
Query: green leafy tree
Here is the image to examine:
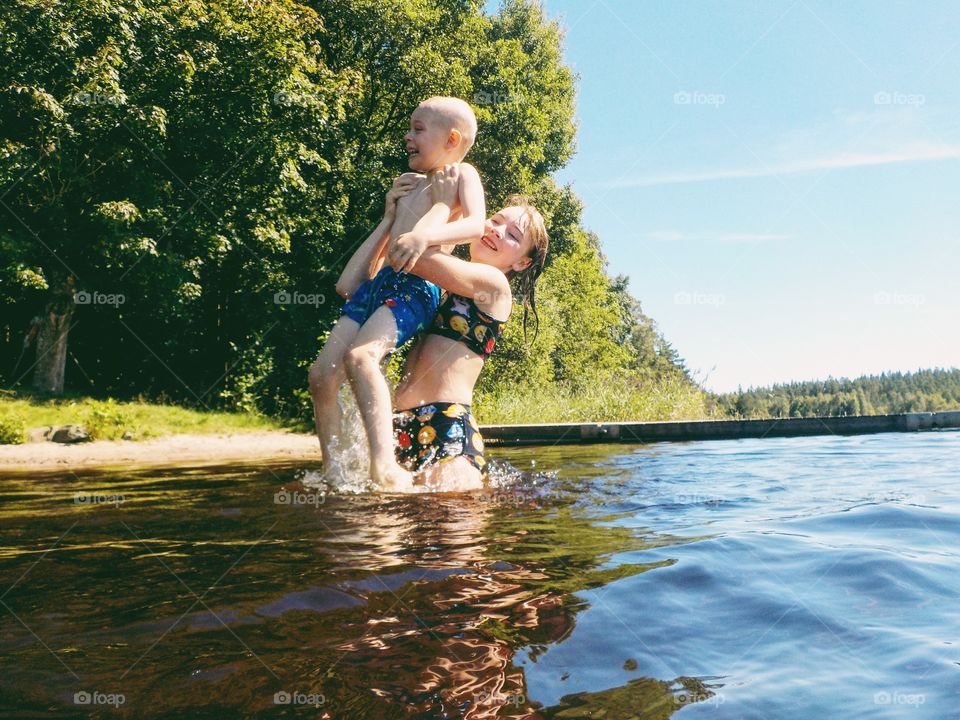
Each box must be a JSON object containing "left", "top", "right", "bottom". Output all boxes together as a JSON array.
[
  {"left": 2, "top": 0, "right": 697, "bottom": 424},
  {"left": 1, "top": 0, "right": 352, "bottom": 398}
]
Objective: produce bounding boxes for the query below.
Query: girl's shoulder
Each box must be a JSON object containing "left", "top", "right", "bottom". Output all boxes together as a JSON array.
[{"left": 476, "top": 278, "right": 513, "bottom": 320}]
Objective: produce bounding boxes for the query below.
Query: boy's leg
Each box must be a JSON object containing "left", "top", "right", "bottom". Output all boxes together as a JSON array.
[
  {"left": 343, "top": 306, "right": 414, "bottom": 491},
  {"left": 308, "top": 317, "right": 361, "bottom": 474}
]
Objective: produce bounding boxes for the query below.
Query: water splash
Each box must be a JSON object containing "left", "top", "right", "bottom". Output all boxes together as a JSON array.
[
  {"left": 302, "top": 386, "right": 375, "bottom": 494},
  {"left": 303, "top": 384, "right": 561, "bottom": 497}
]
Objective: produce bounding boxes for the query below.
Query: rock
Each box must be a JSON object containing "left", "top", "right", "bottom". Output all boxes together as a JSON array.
[
  {"left": 27, "top": 426, "right": 54, "bottom": 443},
  {"left": 51, "top": 425, "right": 90, "bottom": 444},
  {"left": 121, "top": 431, "right": 134, "bottom": 441}
]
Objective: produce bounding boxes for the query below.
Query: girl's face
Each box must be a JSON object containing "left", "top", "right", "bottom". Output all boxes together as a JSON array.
[{"left": 471, "top": 206, "right": 533, "bottom": 273}]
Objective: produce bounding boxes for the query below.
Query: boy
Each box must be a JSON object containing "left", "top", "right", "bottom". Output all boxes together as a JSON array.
[{"left": 309, "top": 96, "right": 486, "bottom": 490}]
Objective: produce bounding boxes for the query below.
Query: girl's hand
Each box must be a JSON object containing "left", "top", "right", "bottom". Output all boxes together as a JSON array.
[
  {"left": 430, "top": 164, "right": 460, "bottom": 208},
  {"left": 386, "top": 173, "right": 421, "bottom": 216}
]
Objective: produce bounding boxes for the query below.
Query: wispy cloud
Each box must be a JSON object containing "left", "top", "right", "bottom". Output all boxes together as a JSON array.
[
  {"left": 647, "top": 231, "right": 793, "bottom": 243},
  {"left": 607, "top": 142, "right": 960, "bottom": 188}
]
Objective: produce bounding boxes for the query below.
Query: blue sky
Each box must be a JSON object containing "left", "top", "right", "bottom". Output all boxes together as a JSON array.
[{"left": 488, "top": 0, "right": 960, "bottom": 391}]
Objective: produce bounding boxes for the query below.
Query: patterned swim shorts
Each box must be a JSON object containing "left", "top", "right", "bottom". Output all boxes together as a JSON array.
[
  {"left": 341, "top": 266, "right": 441, "bottom": 347},
  {"left": 393, "top": 402, "right": 486, "bottom": 474}
]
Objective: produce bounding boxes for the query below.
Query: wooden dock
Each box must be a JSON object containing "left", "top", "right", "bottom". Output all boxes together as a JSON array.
[{"left": 482, "top": 410, "right": 960, "bottom": 446}]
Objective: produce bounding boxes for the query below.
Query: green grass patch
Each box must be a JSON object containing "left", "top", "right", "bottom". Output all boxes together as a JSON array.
[
  {"left": 0, "top": 416, "right": 26, "bottom": 444},
  {"left": 474, "top": 373, "right": 712, "bottom": 425},
  {"left": 0, "top": 391, "right": 294, "bottom": 444}
]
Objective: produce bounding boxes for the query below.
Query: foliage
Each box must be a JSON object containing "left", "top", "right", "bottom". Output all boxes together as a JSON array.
[
  {"left": 1, "top": 0, "right": 695, "bottom": 423},
  {"left": 713, "top": 368, "right": 960, "bottom": 419},
  {"left": 0, "top": 415, "right": 25, "bottom": 444},
  {"left": 476, "top": 371, "right": 707, "bottom": 425}
]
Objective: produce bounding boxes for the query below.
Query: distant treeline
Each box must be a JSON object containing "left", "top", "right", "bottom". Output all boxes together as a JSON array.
[{"left": 712, "top": 368, "right": 960, "bottom": 419}]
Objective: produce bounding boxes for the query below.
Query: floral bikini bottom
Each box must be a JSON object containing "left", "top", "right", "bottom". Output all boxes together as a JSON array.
[{"left": 392, "top": 402, "right": 486, "bottom": 474}]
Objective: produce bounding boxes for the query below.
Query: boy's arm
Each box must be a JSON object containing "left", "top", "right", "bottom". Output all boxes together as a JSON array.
[
  {"left": 389, "top": 164, "right": 486, "bottom": 272},
  {"left": 414, "top": 163, "right": 486, "bottom": 245},
  {"left": 335, "top": 174, "right": 419, "bottom": 298}
]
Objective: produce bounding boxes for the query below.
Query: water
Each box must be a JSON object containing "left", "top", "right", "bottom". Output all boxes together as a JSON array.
[{"left": 1, "top": 430, "right": 958, "bottom": 718}]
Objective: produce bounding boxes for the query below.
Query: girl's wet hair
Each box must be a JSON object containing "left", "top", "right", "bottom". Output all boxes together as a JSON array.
[{"left": 503, "top": 194, "right": 549, "bottom": 344}]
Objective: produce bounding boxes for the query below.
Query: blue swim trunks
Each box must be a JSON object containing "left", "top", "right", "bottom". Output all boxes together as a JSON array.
[{"left": 341, "top": 267, "right": 441, "bottom": 347}]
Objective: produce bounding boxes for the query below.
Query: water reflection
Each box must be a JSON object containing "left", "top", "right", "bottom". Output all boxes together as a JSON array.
[{"left": 0, "top": 461, "right": 714, "bottom": 717}]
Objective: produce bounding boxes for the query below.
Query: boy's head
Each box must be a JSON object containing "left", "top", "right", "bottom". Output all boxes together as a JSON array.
[{"left": 404, "top": 96, "right": 477, "bottom": 172}]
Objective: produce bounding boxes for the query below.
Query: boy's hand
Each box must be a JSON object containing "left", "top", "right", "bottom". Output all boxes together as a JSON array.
[
  {"left": 385, "top": 173, "right": 420, "bottom": 216},
  {"left": 389, "top": 230, "right": 429, "bottom": 273},
  {"left": 430, "top": 164, "right": 460, "bottom": 208}
]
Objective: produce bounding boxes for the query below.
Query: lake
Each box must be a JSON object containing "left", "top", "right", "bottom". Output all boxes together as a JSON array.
[{"left": 1, "top": 430, "right": 957, "bottom": 718}]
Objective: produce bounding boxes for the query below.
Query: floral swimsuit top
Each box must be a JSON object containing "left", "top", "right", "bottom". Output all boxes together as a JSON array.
[{"left": 428, "top": 292, "right": 506, "bottom": 360}]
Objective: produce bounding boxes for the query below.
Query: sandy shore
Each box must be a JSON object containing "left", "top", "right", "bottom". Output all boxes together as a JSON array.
[{"left": 0, "top": 431, "right": 322, "bottom": 474}]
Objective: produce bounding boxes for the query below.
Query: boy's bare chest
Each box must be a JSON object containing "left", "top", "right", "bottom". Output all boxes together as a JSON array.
[{"left": 392, "top": 176, "right": 459, "bottom": 235}]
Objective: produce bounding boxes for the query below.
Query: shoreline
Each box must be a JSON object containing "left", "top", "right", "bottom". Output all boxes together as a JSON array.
[
  {"left": 0, "top": 430, "right": 322, "bottom": 474},
  {"left": 4, "top": 409, "right": 958, "bottom": 475}
]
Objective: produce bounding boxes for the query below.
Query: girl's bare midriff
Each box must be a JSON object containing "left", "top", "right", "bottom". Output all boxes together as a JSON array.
[{"left": 393, "top": 335, "right": 484, "bottom": 411}]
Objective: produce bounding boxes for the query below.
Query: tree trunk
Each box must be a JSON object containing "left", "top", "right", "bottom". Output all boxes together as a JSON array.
[{"left": 32, "top": 279, "right": 75, "bottom": 395}]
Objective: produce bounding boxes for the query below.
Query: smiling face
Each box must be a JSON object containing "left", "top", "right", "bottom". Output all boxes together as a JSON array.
[
  {"left": 469, "top": 206, "right": 534, "bottom": 273},
  {"left": 404, "top": 107, "right": 460, "bottom": 172}
]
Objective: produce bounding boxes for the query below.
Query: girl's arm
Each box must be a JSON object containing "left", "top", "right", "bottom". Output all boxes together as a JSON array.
[
  {"left": 335, "top": 214, "right": 393, "bottom": 299},
  {"left": 405, "top": 249, "right": 513, "bottom": 320},
  {"left": 335, "top": 174, "right": 418, "bottom": 298}
]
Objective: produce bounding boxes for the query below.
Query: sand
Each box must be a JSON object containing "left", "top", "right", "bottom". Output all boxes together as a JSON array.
[{"left": 0, "top": 431, "right": 322, "bottom": 473}]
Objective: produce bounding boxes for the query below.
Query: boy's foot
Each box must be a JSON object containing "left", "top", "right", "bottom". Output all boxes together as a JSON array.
[{"left": 322, "top": 462, "right": 349, "bottom": 486}]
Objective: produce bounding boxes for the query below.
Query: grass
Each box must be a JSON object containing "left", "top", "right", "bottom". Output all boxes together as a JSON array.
[
  {"left": 0, "top": 390, "right": 294, "bottom": 444},
  {"left": 474, "top": 373, "right": 713, "bottom": 425},
  {"left": 1, "top": 374, "right": 714, "bottom": 446}
]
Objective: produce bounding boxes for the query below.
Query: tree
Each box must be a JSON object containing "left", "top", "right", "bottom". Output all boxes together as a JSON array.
[
  {"left": 1, "top": 0, "right": 351, "bottom": 396},
  {"left": 2, "top": 0, "right": 696, "bottom": 419}
]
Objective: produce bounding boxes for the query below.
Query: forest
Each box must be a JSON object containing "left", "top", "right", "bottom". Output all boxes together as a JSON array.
[
  {"left": 1, "top": 0, "right": 702, "bottom": 427},
  {"left": 713, "top": 368, "right": 960, "bottom": 419}
]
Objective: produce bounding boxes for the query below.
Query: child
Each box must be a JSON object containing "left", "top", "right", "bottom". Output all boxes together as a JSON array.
[{"left": 309, "top": 96, "right": 486, "bottom": 490}]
